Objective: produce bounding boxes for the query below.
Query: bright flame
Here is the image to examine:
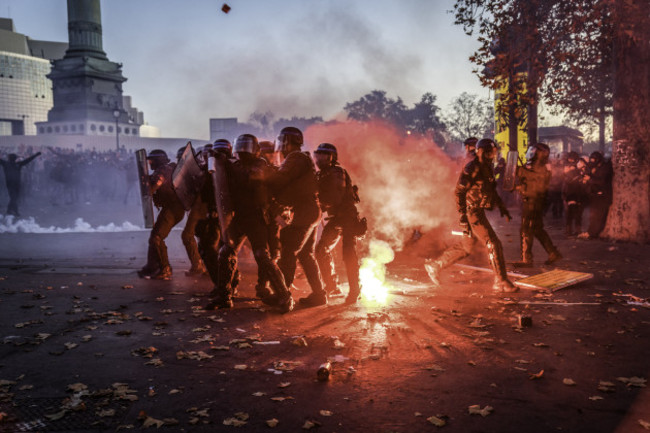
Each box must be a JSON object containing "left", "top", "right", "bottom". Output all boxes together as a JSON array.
[{"left": 359, "top": 239, "right": 395, "bottom": 305}]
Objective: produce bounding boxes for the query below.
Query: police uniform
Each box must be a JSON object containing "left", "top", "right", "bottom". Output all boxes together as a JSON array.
[
  {"left": 208, "top": 137, "right": 293, "bottom": 311},
  {"left": 315, "top": 162, "right": 362, "bottom": 303},
  {"left": 516, "top": 157, "right": 561, "bottom": 265},
  {"left": 269, "top": 150, "right": 325, "bottom": 303},
  {"left": 425, "top": 141, "right": 516, "bottom": 292},
  {"left": 139, "top": 160, "right": 185, "bottom": 279}
]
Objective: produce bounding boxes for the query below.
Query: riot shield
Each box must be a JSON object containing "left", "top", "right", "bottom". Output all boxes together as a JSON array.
[
  {"left": 135, "top": 149, "right": 154, "bottom": 228},
  {"left": 172, "top": 142, "right": 204, "bottom": 211},
  {"left": 502, "top": 150, "right": 519, "bottom": 192},
  {"left": 208, "top": 152, "right": 234, "bottom": 247}
]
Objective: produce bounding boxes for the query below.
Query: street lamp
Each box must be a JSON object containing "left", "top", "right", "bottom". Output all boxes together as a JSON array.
[{"left": 112, "top": 109, "right": 121, "bottom": 151}]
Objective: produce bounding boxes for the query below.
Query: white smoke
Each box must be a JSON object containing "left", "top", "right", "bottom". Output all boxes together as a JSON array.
[{"left": 0, "top": 215, "right": 144, "bottom": 234}]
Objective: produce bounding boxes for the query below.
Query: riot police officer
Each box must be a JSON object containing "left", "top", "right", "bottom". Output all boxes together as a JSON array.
[
  {"left": 176, "top": 146, "right": 208, "bottom": 276},
  {"left": 256, "top": 139, "right": 282, "bottom": 298},
  {"left": 269, "top": 126, "right": 326, "bottom": 307},
  {"left": 0, "top": 152, "right": 41, "bottom": 216},
  {"left": 195, "top": 139, "right": 240, "bottom": 292},
  {"left": 514, "top": 143, "right": 562, "bottom": 266},
  {"left": 314, "top": 143, "right": 364, "bottom": 304},
  {"left": 138, "top": 149, "right": 185, "bottom": 280},
  {"left": 425, "top": 138, "right": 518, "bottom": 293},
  {"left": 206, "top": 134, "right": 294, "bottom": 312}
]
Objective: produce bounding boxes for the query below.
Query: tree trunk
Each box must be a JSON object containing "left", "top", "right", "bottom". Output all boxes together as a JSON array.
[{"left": 604, "top": 0, "right": 650, "bottom": 243}]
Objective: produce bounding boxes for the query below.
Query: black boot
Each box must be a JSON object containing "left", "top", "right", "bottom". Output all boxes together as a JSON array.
[{"left": 299, "top": 291, "right": 328, "bottom": 308}]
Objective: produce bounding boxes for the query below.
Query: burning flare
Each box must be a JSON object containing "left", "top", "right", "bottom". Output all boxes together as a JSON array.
[{"left": 360, "top": 240, "right": 395, "bottom": 304}]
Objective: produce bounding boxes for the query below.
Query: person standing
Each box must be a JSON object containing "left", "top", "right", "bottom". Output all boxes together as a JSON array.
[
  {"left": 584, "top": 151, "right": 613, "bottom": 239},
  {"left": 0, "top": 152, "right": 41, "bottom": 216},
  {"left": 207, "top": 134, "right": 294, "bottom": 312},
  {"left": 513, "top": 143, "right": 562, "bottom": 267},
  {"left": 269, "top": 127, "right": 326, "bottom": 307},
  {"left": 425, "top": 138, "right": 518, "bottom": 293},
  {"left": 137, "top": 150, "right": 184, "bottom": 280},
  {"left": 313, "top": 143, "right": 364, "bottom": 304}
]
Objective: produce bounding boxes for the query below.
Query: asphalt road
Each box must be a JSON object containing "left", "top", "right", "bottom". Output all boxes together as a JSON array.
[{"left": 0, "top": 209, "right": 649, "bottom": 433}]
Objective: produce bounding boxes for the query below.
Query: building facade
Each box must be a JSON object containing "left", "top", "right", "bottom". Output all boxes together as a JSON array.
[{"left": 0, "top": 18, "right": 66, "bottom": 136}]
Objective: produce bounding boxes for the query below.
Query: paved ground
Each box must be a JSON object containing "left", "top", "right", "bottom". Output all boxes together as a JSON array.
[{"left": 0, "top": 201, "right": 649, "bottom": 432}]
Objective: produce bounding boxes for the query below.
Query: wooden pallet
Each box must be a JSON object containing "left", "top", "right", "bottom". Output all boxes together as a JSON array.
[{"left": 513, "top": 269, "right": 594, "bottom": 292}]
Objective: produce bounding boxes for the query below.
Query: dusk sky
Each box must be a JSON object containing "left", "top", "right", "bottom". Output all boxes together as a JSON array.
[{"left": 1, "top": 0, "right": 489, "bottom": 139}]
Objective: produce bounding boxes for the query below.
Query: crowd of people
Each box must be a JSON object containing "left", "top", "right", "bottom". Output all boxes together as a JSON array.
[
  {"left": 0, "top": 145, "right": 139, "bottom": 216},
  {"left": 137, "top": 127, "right": 366, "bottom": 314}
]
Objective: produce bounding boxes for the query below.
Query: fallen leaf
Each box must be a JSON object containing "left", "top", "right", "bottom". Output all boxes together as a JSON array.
[
  {"left": 97, "top": 409, "right": 116, "bottom": 417},
  {"left": 168, "top": 389, "right": 182, "bottom": 395},
  {"left": 266, "top": 418, "right": 279, "bottom": 428},
  {"left": 292, "top": 337, "right": 308, "bottom": 347},
  {"left": 302, "top": 420, "right": 321, "bottom": 429},
  {"left": 332, "top": 338, "right": 345, "bottom": 349},
  {"left": 319, "top": 410, "right": 332, "bottom": 416},
  {"left": 237, "top": 342, "right": 252, "bottom": 349},
  {"left": 234, "top": 364, "right": 248, "bottom": 370},
  {"left": 81, "top": 335, "right": 92, "bottom": 342},
  {"left": 223, "top": 417, "right": 247, "bottom": 426},
  {"left": 532, "top": 342, "right": 549, "bottom": 348},
  {"left": 142, "top": 416, "right": 164, "bottom": 428},
  {"left": 64, "top": 342, "right": 78, "bottom": 350},
  {"left": 598, "top": 381, "right": 616, "bottom": 392},
  {"left": 278, "top": 382, "right": 291, "bottom": 388},
  {"left": 427, "top": 415, "right": 446, "bottom": 427},
  {"left": 639, "top": 419, "right": 650, "bottom": 430},
  {"left": 468, "top": 405, "right": 493, "bottom": 417},
  {"left": 45, "top": 409, "right": 68, "bottom": 421},
  {"left": 529, "top": 370, "right": 544, "bottom": 380},
  {"left": 618, "top": 377, "right": 647, "bottom": 388},
  {"left": 563, "top": 378, "right": 577, "bottom": 386},
  {"left": 252, "top": 391, "right": 266, "bottom": 397},
  {"left": 212, "top": 345, "right": 230, "bottom": 351},
  {"left": 589, "top": 396, "right": 604, "bottom": 401},
  {"left": 270, "top": 396, "right": 294, "bottom": 402}
]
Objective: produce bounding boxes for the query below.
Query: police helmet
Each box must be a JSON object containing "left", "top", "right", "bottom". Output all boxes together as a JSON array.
[
  {"left": 464, "top": 137, "right": 479, "bottom": 148},
  {"left": 275, "top": 126, "right": 303, "bottom": 154},
  {"left": 234, "top": 134, "right": 260, "bottom": 155},
  {"left": 213, "top": 139, "right": 232, "bottom": 157},
  {"left": 314, "top": 142, "right": 338, "bottom": 164},
  {"left": 146, "top": 149, "right": 169, "bottom": 169},
  {"left": 526, "top": 142, "right": 550, "bottom": 164},
  {"left": 147, "top": 149, "right": 169, "bottom": 162},
  {"left": 259, "top": 140, "right": 275, "bottom": 154},
  {"left": 176, "top": 146, "right": 187, "bottom": 160},
  {"left": 476, "top": 138, "right": 496, "bottom": 151}
]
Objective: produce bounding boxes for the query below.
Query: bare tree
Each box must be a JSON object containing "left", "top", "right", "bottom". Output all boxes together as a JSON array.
[{"left": 444, "top": 92, "right": 494, "bottom": 143}]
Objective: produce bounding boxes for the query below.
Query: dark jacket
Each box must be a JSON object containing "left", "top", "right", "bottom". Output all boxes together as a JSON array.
[
  {"left": 269, "top": 151, "right": 319, "bottom": 209},
  {"left": 317, "top": 164, "right": 357, "bottom": 217},
  {"left": 456, "top": 158, "right": 506, "bottom": 215},
  {"left": 150, "top": 162, "right": 181, "bottom": 208}
]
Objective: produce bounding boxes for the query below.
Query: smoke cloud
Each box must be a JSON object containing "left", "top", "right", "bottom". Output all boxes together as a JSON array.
[
  {"left": 0, "top": 215, "right": 143, "bottom": 234},
  {"left": 305, "top": 120, "right": 459, "bottom": 253}
]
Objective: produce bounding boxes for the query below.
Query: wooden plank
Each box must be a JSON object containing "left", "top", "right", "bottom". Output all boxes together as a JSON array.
[{"left": 514, "top": 269, "right": 593, "bottom": 292}]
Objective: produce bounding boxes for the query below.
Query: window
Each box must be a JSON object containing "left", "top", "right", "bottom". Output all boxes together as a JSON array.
[
  {"left": 90, "top": 124, "right": 96, "bottom": 131},
  {"left": 108, "top": 126, "right": 113, "bottom": 133},
  {"left": 99, "top": 125, "right": 105, "bottom": 132}
]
